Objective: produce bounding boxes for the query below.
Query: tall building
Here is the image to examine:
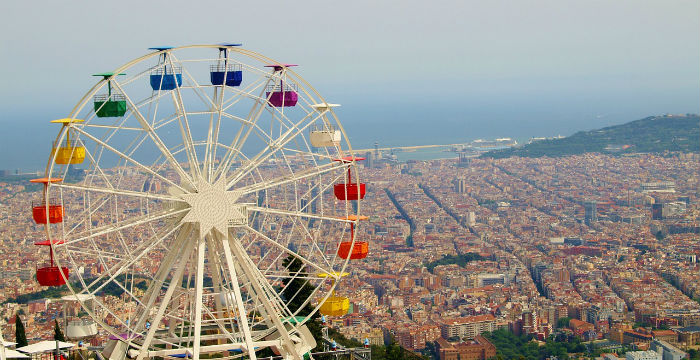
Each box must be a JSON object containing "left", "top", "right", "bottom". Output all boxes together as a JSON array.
[
  {"left": 584, "top": 201, "right": 597, "bottom": 225},
  {"left": 365, "top": 151, "right": 374, "bottom": 169},
  {"left": 252, "top": 191, "right": 265, "bottom": 230},
  {"left": 441, "top": 314, "right": 496, "bottom": 340},
  {"left": 454, "top": 178, "right": 466, "bottom": 194},
  {"left": 466, "top": 211, "right": 476, "bottom": 226},
  {"left": 310, "top": 185, "right": 318, "bottom": 213},
  {"left": 652, "top": 203, "right": 664, "bottom": 220},
  {"left": 521, "top": 311, "right": 538, "bottom": 334},
  {"left": 458, "top": 153, "right": 471, "bottom": 166}
]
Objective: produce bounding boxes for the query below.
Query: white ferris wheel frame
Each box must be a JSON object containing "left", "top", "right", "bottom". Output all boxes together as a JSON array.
[{"left": 39, "top": 45, "right": 365, "bottom": 360}]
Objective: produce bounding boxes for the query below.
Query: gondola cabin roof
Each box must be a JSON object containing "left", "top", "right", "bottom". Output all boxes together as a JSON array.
[
  {"left": 265, "top": 64, "right": 297, "bottom": 68},
  {"left": 30, "top": 177, "right": 63, "bottom": 183},
  {"left": 342, "top": 215, "right": 369, "bottom": 221},
  {"left": 92, "top": 72, "right": 126, "bottom": 78},
  {"left": 50, "top": 118, "right": 84, "bottom": 124},
  {"left": 265, "top": 64, "right": 298, "bottom": 71},
  {"left": 334, "top": 156, "right": 366, "bottom": 162},
  {"left": 317, "top": 271, "right": 349, "bottom": 279},
  {"left": 34, "top": 239, "right": 65, "bottom": 246},
  {"left": 310, "top": 103, "right": 340, "bottom": 111}
]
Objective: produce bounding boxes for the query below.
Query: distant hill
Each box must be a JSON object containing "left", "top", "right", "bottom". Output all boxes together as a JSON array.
[{"left": 482, "top": 114, "right": 699, "bottom": 159}]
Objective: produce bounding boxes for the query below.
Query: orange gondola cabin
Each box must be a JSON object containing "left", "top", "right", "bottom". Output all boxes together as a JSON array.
[{"left": 337, "top": 215, "right": 369, "bottom": 260}]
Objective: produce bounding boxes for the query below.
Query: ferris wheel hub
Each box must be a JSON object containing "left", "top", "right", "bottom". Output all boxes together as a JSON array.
[{"left": 178, "top": 177, "right": 248, "bottom": 238}]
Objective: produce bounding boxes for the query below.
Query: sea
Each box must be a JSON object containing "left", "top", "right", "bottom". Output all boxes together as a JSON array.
[{"left": 1, "top": 95, "right": 686, "bottom": 172}]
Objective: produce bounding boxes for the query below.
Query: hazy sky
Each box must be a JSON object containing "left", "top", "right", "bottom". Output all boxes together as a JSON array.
[{"left": 1, "top": 0, "right": 698, "bottom": 169}]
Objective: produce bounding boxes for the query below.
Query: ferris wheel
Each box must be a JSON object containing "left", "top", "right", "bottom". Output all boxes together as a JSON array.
[{"left": 31, "top": 45, "right": 370, "bottom": 360}]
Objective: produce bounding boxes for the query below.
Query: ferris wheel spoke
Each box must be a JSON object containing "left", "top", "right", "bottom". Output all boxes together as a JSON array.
[
  {"left": 111, "top": 80, "right": 196, "bottom": 189},
  {"left": 205, "top": 56, "right": 262, "bottom": 181},
  {"left": 54, "top": 182, "right": 181, "bottom": 202},
  {"left": 168, "top": 55, "right": 202, "bottom": 181},
  {"left": 82, "top": 123, "right": 144, "bottom": 131},
  {"left": 236, "top": 158, "right": 345, "bottom": 195},
  {"left": 213, "top": 77, "right": 275, "bottom": 182},
  {"left": 170, "top": 90, "right": 201, "bottom": 181},
  {"left": 132, "top": 224, "right": 195, "bottom": 333},
  {"left": 62, "top": 194, "right": 112, "bottom": 237},
  {"left": 204, "top": 95, "right": 217, "bottom": 182},
  {"left": 226, "top": 111, "right": 323, "bottom": 188},
  {"left": 214, "top": 72, "right": 282, "bottom": 180},
  {"left": 204, "top": 235, "right": 244, "bottom": 341},
  {"left": 216, "top": 232, "right": 259, "bottom": 359},
  {"left": 247, "top": 206, "right": 351, "bottom": 225},
  {"left": 220, "top": 71, "right": 269, "bottom": 111},
  {"left": 135, "top": 230, "right": 196, "bottom": 360},
  {"left": 174, "top": 56, "right": 216, "bottom": 109},
  {"left": 63, "top": 246, "right": 124, "bottom": 261},
  {"left": 64, "top": 207, "right": 188, "bottom": 246},
  {"left": 242, "top": 225, "right": 333, "bottom": 276},
  {"left": 226, "top": 236, "right": 301, "bottom": 360},
  {"left": 72, "top": 222, "right": 183, "bottom": 299},
  {"left": 192, "top": 238, "right": 206, "bottom": 360},
  {"left": 260, "top": 205, "right": 335, "bottom": 272},
  {"left": 70, "top": 125, "right": 188, "bottom": 193},
  {"left": 79, "top": 134, "right": 121, "bottom": 190}
]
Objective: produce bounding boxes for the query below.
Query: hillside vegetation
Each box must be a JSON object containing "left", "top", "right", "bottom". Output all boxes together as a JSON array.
[{"left": 482, "top": 115, "right": 699, "bottom": 159}]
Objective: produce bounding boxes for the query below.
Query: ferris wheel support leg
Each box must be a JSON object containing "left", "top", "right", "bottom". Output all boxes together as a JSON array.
[
  {"left": 135, "top": 233, "right": 196, "bottom": 360},
  {"left": 204, "top": 236, "right": 225, "bottom": 324},
  {"left": 219, "top": 233, "right": 257, "bottom": 360},
  {"left": 192, "top": 237, "right": 206, "bottom": 360},
  {"left": 227, "top": 236, "right": 303, "bottom": 360}
]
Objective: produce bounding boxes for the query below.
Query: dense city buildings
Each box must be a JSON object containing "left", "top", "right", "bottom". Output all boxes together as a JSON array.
[{"left": 1, "top": 152, "right": 699, "bottom": 358}]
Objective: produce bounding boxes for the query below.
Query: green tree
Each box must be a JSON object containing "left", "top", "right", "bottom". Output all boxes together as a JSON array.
[
  {"left": 424, "top": 341, "right": 439, "bottom": 360},
  {"left": 280, "top": 255, "right": 323, "bottom": 352},
  {"left": 687, "top": 348, "right": 699, "bottom": 360},
  {"left": 385, "top": 338, "right": 403, "bottom": 360},
  {"left": 54, "top": 319, "right": 65, "bottom": 341},
  {"left": 281, "top": 255, "right": 314, "bottom": 315},
  {"left": 15, "top": 313, "right": 28, "bottom": 347},
  {"left": 557, "top": 317, "right": 572, "bottom": 328}
]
